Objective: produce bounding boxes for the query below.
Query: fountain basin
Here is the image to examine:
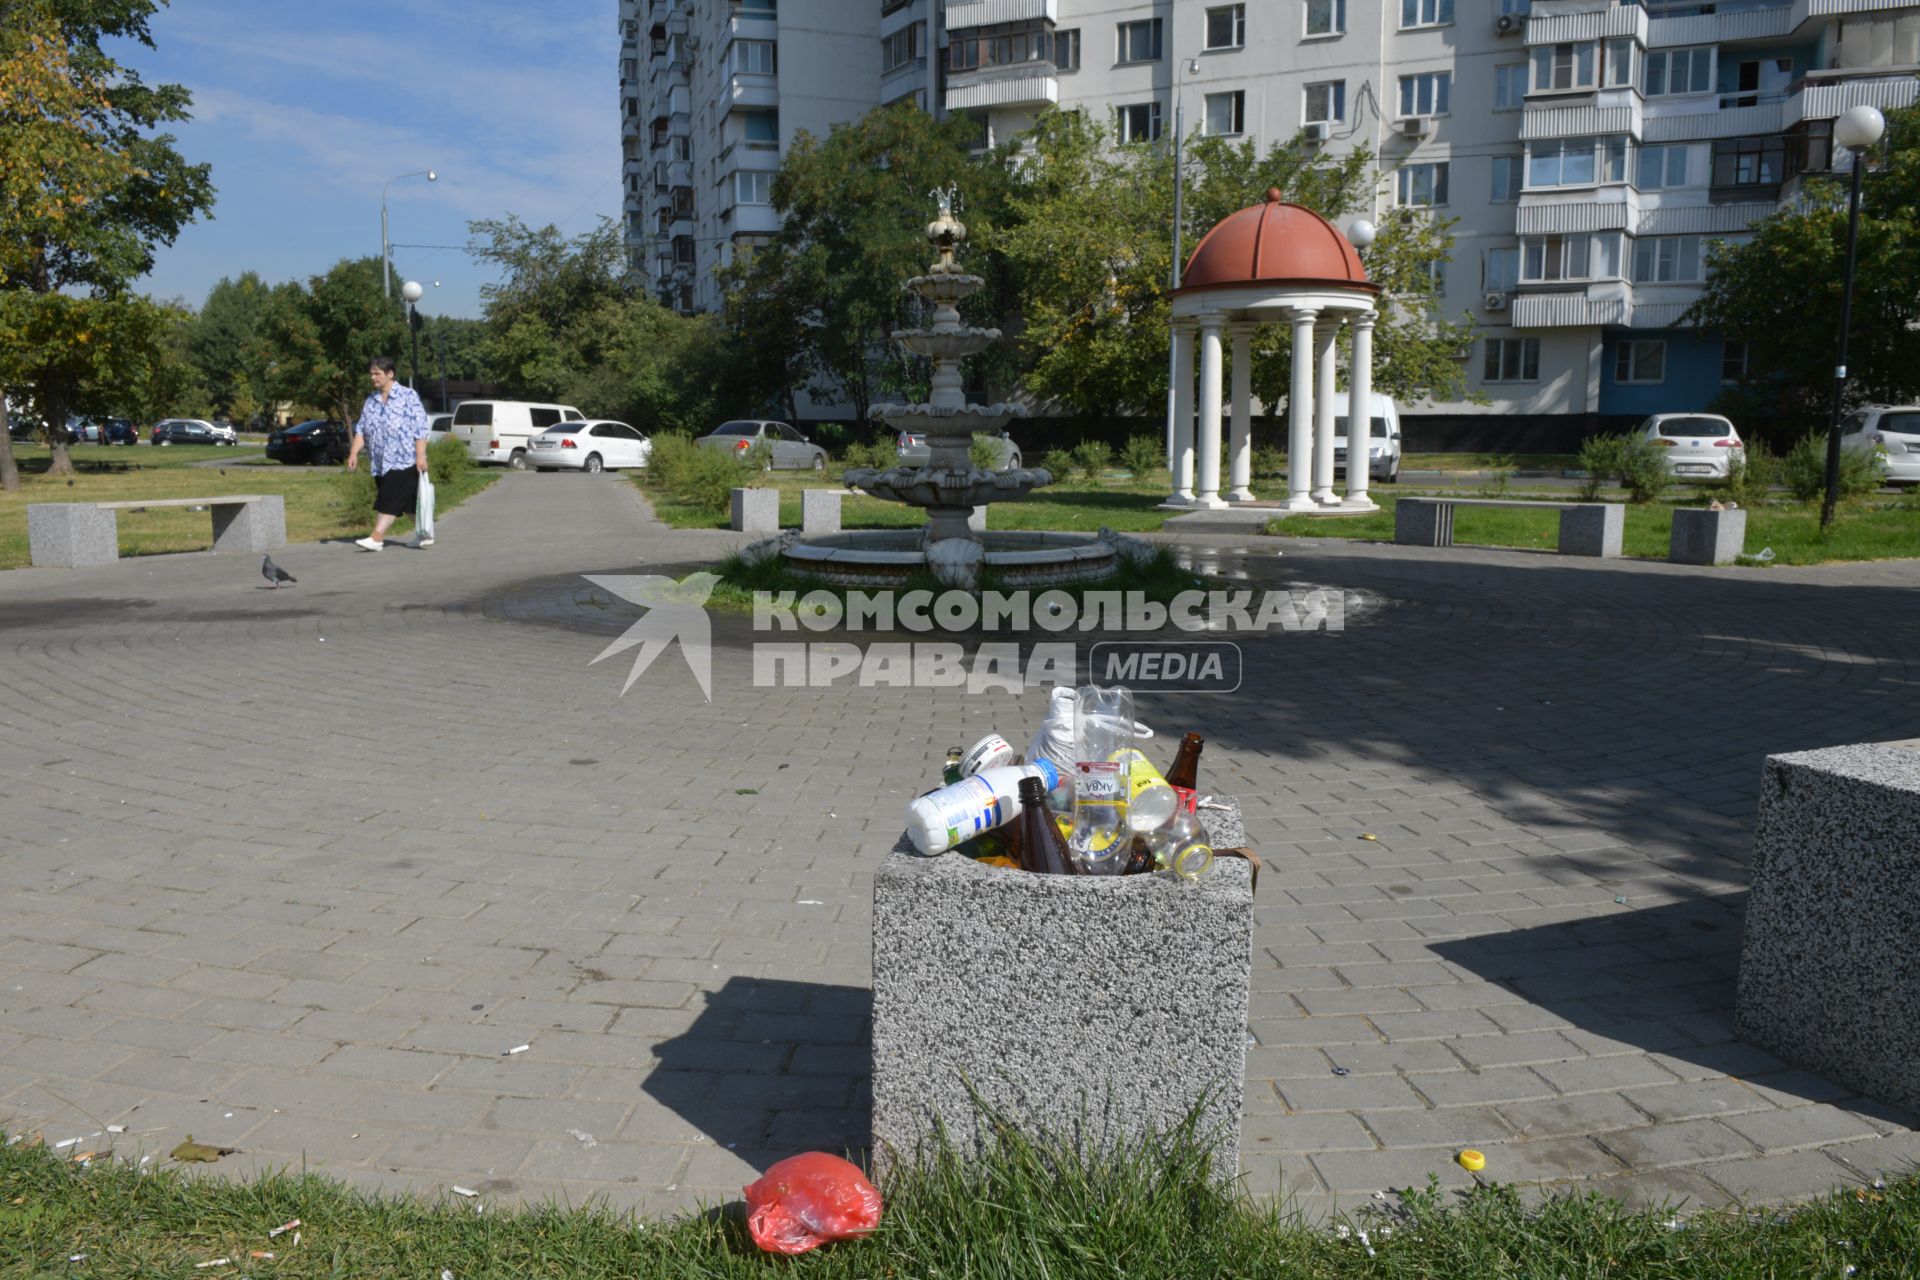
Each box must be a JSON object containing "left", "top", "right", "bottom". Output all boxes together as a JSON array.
[
  {"left": 871, "top": 403, "right": 1025, "bottom": 436},
  {"left": 769, "top": 529, "right": 1124, "bottom": 588},
  {"left": 896, "top": 329, "right": 1002, "bottom": 360},
  {"left": 905, "top": 273, "right": 986, "bottom": 303},
  {"left": 845, "top": 464, "right": 1052, "bottom": 509}
]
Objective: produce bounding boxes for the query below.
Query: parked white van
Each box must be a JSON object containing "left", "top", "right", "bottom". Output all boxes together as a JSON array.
[
  {"left": 452, "top": 400, "right": 585, "bottom": 469},
  {"left": 1329, "top": 391, "right": 1403, "bottom": 484}
]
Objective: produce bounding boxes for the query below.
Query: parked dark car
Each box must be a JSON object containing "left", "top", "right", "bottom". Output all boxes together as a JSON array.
[
  {"left": 152, "top": 420, "right": 224, "bottom": 447},
  {"left": 266, "top": 419, "right": 348, "bottom": 465},
  {"left": 101, "top": 417, "right": 138, "bottom": 445}
]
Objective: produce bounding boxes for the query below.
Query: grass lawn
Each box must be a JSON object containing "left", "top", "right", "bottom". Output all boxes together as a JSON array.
[
  {"left": 4, "top": 1123, "right": 1917, "bottom": 1279},
  {"left": 637, "top": 467, "right": 1243, "bottom": 534},
  {"left": 0, "top": 444, "right": 496, "bottom": 570},
  {"left": 1267, "top": 492, "right": 1920, "bottom": 566}
]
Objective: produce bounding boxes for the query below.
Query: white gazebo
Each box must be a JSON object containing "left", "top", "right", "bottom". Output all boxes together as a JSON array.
[{"left": 1167, "top": 189, "right": 1381, "bottom": 513}]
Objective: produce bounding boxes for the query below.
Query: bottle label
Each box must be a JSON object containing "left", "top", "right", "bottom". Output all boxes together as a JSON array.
[
  {"left": 935, "top": 776, "right": 999, "bottom": 848},
  {"left": 961, "top": 733, "right": 1015, "bottom": 776},
  {"left": 1074, "top": 760, "right": 1123, "bottom": 800}
]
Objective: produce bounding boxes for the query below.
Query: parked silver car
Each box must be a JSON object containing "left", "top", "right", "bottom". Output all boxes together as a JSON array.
[
  {"left": 1639, "top": 413, "right": 1743, "bottom": 480},
  {"left": 896, "top": 429, "right": 1024, "bottom": 471},
  {"left": 1839, "top": 405, "right": 1920, "bottom": 488},
  {"left": 696, "top": 419, "right": 828, "bottom": 470}
]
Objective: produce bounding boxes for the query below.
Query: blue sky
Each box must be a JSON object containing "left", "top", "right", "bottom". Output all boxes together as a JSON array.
[{"left": 129, "top": 0, "right": 623, "bottom": 320}]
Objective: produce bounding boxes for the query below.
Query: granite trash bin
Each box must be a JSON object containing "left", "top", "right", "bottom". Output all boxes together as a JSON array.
[{"left": 871, "top": 800, "right": 1253, "bottom": 1181}]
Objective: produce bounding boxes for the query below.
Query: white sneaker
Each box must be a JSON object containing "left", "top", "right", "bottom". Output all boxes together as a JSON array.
[
  {"left": 412, "top": 534, "right": 434, "bottom": 548},
  {"left": 354, "top": 537, "right": 383, "bottom": 552}
]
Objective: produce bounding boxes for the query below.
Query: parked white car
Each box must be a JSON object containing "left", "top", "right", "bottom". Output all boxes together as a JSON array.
[
  {"left": 1329, "top": 391, "right": 1402, "bottom": 483},
  {"left": 1638, "top": 413, "right": 1743, "bottom": 480},
  {"left": 451, "top": 399, "right": 585, "bottom": 469},
  {"left": 529, "top": 420, "right": 651, "bottom": 473},
  {"left": 1839, "top": 405, "right": 1920, "bottom": 488}
]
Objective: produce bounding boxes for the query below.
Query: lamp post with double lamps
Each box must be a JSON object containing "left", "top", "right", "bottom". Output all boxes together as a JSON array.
[
  {"left": 1820, "top": 104, "right": 1885, "bottom": 530},
  {"left": 401, "top": 281, "right": 425, "bottom": 392},
  {"left": 381, "top": 168, "right": 437, "bottom": 299}
]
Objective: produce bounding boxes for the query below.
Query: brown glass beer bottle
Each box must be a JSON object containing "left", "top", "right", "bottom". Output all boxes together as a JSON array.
[
  {"left": 1017, "top": 776, "right": 1077, "bottom": 876},
  {"left": 1164, "top": 733, "right": 1204, "bottom": 791}
]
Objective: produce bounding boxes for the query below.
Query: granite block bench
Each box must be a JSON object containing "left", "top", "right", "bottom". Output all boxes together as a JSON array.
[
  {"left": 1394, "top": 496, "right": 1623, "bottom": 557},
  {"left": 28, "top": 495, "right": 286, "bottom": 568}
]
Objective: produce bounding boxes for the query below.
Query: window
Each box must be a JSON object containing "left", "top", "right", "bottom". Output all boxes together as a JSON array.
[
  {"left": 1637, "top": 144, "right": 1689, "bottom": 190},
  {"left": 1722, "top": 340, "right": 1749, "bottom": 384},
  {"left": 1631, "top": 236, "right": 1703, "bottom": 283},
  {"left": 1205, "top": 90, "right": 1245, "bottom": 136},
  {"left": 1711, "top": 136, "right": 1787, "bottom": 188},
  {"left": 1118, "top": 18, "right": 1162, "bottom": 63},
  {"left": 881, "top": 23, "right": 921, "bottom": 73},
  {"left": 1533, "top": 41, "right": 1596, "bottom": 92},
  {"left": 1615, "top": 340, "right": 1666, "bottom": 384},
  {"left": 1528, "top": 136, "right": 1596, "bottom": 187},
  {"left": 1644, "top": 47, "right": 1712, "bottom": 96},
  {"left": 1305, "top": 0, "right": 1346, "bottom": 37},
  {"left": 734, "top": 170, "right": 773, "bottom": 205},
  {"left": 732, "top": 39, "right": 775, "bottom": 74},
  {"left": 1304, "top": 80, "right": 1346, "bottom": 123},
  {"left": 1522, "top": 234, "right": 1588, "bottom": 281},
  {"left": 1398, "top": 71, "right": 1451, "bottom": 117},
  {"left": 1396, "top": 162, "right": 1449, "bottom": 206},
  {"left": 1491, "top": 155, "right": 1522, "bottom": 201},
  {"left": 742, "top": 109, "right": 778, "bottom": 143},
  {"left": 1604, "top": 39, "right": 1634, "bottom": 87},
  {"left": 1484, "top": 338, "right": 1540, "bottom": 383},
  {"left": 1400, "top": 0, "right": 1454, "bottom": 28},
  {"left": 1485, "top": 246, "right": 1520, "bottom": 292},
  {"left": 1499, "top": 0, "right": 1530, "bottom": 13},
  {"left": 1206, "top": 5, "right": 1245, "bottom": 50},
  {"left": 1118, "top": 101, "right": 1163, "bottom": 143},
  {"left": 1055, "top": 28, "right": 1080, "bottom": 70},
  {"left": 1494, "top": 64, "right": 1527, "bottom": 109},
  {"left": 946, "top": 24, "right": 1055, "bottom": 71},
  {"left": 739, "top": 0, "right": 775, "bottom": 10}
]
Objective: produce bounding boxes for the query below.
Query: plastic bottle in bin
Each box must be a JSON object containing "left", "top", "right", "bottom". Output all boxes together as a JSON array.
[
  {"left": 1110, "top": 747, "right": 1178, "bottom": 832},
  {"left": 904, "top": 759, "right": 1063, "bottom": 856}
]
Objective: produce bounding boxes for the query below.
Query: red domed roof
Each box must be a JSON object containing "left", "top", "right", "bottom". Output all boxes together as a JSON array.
[{"left": 1178, "top": 189, "right": 1372, "bottom": 292}]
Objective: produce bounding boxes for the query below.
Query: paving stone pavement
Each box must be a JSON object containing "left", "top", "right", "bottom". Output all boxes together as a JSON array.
[{"left": 1, "top": 472, "right": 1916, "bottom": 1222}]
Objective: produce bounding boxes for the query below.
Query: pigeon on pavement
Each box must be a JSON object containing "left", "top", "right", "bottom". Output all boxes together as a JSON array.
[{"left": 262, "top": 554, "right": 296, "bottom": 588}]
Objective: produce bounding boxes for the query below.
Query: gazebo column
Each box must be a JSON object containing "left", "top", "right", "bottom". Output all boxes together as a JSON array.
[
  {"left": 1169, "top": 320, "right": 1196, "bottom": 504},
  {"left": 1346, "top": 311, "right": 1376, "bottom": 508},
  {"left": 1284, "top": 307, "right": 1319, "bottom": 512},
  {"left": 1194, "top": 315, "right": 1227, "bottom": 509},
  {"left": 1227, "top": 323, "right": 1255, "bottom": 502},
  {"left": 1311, "top": 317, "right": 1340, "bottom": 505}
]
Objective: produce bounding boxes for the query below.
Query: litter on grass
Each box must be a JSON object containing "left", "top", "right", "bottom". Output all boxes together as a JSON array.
[
  {"left": 269, "top": 1218, "right": 301, "bottom": 1237},
  {"left": 451, "top": 1186, "right": 479, "bottom": 1198}
]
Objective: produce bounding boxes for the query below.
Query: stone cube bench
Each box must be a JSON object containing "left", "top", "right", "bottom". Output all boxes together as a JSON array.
[
  {"left": 28, "top": 495, "right": 286, "bottom": 568},
  {"left": 1669, "top": 507, "right": 1747, "bottom": 565},
  {"left": 1394, "top": 496, "right": 1623, "bottom": 557},
  {"left": 730, "top": 487, "right": 779, "bottom": 534},
  {"left": 801, "top": 489, "right": 842, "bottom": 534},
  {"left": 872, "top": 801, "right": 1253, "bottom": 1181},
  {"left": 1736, "top": 741, "right": 1920, "bottom": 1115}
]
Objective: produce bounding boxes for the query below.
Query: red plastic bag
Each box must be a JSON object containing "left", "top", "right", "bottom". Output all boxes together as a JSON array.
[{"left": 742, "top": 1152, "right": 883, "bottom": 1255}]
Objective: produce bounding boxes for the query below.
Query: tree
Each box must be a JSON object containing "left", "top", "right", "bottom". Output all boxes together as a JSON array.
[
  {"left": 1686, "top": 104, "right": 1920, "bottom": 431},
  {"left": 0, "top": 0, "right": 214, "bottom": 481},
  {"left": 187, "top": 271, "right": 275, "bottom": 421},
  {"left": 736, "top": 104, "right": 1019, "bottom": 423},
  {"left": 264, "top": 257, "right": 408, "bottom": 428},
  {"left": 1000, "top": 112, "right": 1475, "bottom": 421}
]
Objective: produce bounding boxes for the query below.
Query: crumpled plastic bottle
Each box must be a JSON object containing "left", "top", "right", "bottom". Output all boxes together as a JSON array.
[{"left": 742, "top": 1152, "right": 883, "bottom": 1255}]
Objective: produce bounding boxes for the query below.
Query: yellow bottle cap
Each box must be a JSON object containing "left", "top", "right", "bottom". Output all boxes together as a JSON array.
[{"left": 1456, "top": 1149, "right": 1486, "bottom": 1172}]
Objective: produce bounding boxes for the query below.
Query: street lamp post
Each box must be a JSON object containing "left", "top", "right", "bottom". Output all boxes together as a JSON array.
[
  {"left": 1165, "top": 56, "right": 1201, "bottom": 491},
  {"left": 402, "top": 280, "right": 424, "bottom": 391},
  {"left": 381, "top": 169, "right": 437, "bottom": 298},
  {"left": 1820, "top": 106, "right": 1885, "bottom": 529}
]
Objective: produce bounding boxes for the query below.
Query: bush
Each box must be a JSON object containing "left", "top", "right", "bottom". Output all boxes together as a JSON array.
[
  {"left": 970, "top": 434, "right": 1000, "bottom": 470},
  {"left": 643, "top": 430, "right": 741, "bottom": 515},
  {"left": 643, "top": 430, "right": 700, "bottom": 489},
  {"left": 333, "top": 468, "right": 375, "bottom": 527},
  {"left": 1574, "top": 435, "right": 1624, "bottom": 502},
  {"left": 1041, "top": 447, "right": 1076, "bottom": 479},
  {"left": 1780, "top": 430, "right": 1883, "bottom": 504},
  {"left": 841, "top": 439, "right": 896, "bottom": 472},
  {"left": 426, "top": 434, "right": 468, "bottom": 488},
  {"left": 1723, "top": 437, "right": 1778, "bottom": 506},
  {"left": 1617, "top": 434, "right": 1672, "bottom": 505},
  {"left": 1119, "top": 435, "right": 1163, "bottom": 479},
  {"left": 742, "top": 439, "right": 774, "bottom": 472},
  {"left": 1071, "top": 440, "right": 1113, "bottom": 482},
  {"left": 1252, "top": 444, "right": 1287, "bottom": 480}
]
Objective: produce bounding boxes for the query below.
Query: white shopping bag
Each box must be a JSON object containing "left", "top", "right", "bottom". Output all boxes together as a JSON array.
[{"left": 417, "top": 471, "right": 436, "bottom": 537}]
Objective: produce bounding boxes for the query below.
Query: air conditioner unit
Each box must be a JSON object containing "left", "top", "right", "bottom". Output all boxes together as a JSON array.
[
  {"left": 1302, "top": 121, "right": 1330, "bottom": 144},
  {"left": 1399, "top": 116, "right": 1432, "bottom": 138},
  {"left": 1495, "top": 13, "right": 1525, "bottom": 35},
  {"left": 1484, "top": 291, "right": 1510, "bottom": 311}
]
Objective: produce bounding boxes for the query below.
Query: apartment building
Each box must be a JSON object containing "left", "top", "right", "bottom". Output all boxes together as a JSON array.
[{"left": 619, "top": 0, "right": 1919, "bottom": 428}]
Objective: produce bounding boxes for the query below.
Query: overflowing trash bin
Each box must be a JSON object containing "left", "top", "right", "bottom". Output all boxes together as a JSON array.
[{"left": 872, "top": 685, "right": 1256, "bottom": 1181}]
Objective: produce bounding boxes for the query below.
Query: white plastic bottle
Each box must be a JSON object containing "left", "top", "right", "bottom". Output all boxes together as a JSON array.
[{"left": 905, "top": 760, "right": 1063, "bottom": 856}]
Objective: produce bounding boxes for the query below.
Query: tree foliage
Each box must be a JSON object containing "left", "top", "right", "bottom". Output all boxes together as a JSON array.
[
  {"left": 1687, "top": 104, "right": 1920, "bottom": 429},
  {"left": 0, "top": 0, "right": 213, "bottom": 482},
  {"left": 263, "top": 257, "right": 407, "bottom": 428}
]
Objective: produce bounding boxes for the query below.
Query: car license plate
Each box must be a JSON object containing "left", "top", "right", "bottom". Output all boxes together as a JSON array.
[
  {"left": 533, "top": 440, "right": 555, "bottom": 449},
  {"left": 1677, "top": 464, "right": 1710, "bottom": 474}
]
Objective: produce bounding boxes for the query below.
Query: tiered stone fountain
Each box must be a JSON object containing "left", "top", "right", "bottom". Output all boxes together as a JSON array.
[{"left": 769, "top": 188, "right": 1132, "bottom": 590}]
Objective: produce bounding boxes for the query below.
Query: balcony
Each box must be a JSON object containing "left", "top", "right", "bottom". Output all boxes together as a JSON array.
[
  {"left": 945, "top": 66, "right": 1059, "bottom": 111},
  {"left": 1511, "top": 285, "right": 1633, "bottom": 328},
  {"left": 731, "top": 205, "right": 782, "bottom": 235},
  {"left": 946, "top": 0, "right": 1057, "bottom": 29},
  {"left": 1521, "top": 99, "right": 1640, "bottom": 141},
  {"left": 730, "top": 74, "right": 780, "bottom": 109}
]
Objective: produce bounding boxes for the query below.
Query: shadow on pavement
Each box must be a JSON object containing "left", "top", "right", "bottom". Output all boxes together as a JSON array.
[{"left": 644, "top": 976, "right": 871, "bottom": 1171}]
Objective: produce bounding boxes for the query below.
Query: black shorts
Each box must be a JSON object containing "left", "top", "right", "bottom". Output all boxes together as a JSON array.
[{"left": 374, "top": 466, "right": 420, "bottom": 517}]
